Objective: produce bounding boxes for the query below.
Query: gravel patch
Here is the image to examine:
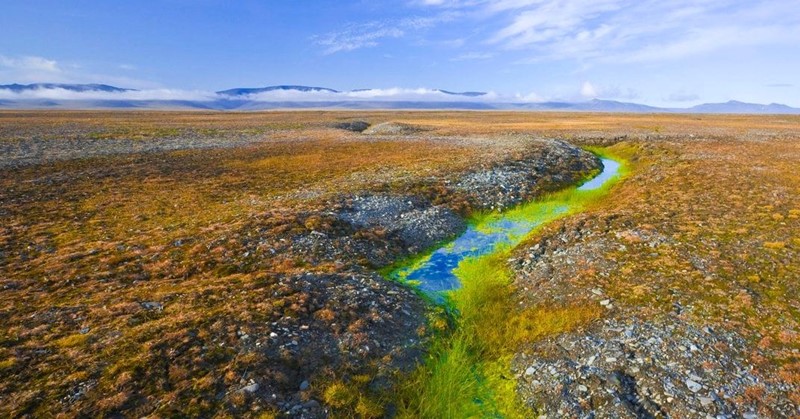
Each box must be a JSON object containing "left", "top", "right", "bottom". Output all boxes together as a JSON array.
[
  {"left": 338, "top": 194, "right": 466, "bottom": 252},
  {"left": 454, "top": 139, "right": 601, "bottom": 211},
  {"left": 513, "top": 316, "right": 793, "bottom": 418}
]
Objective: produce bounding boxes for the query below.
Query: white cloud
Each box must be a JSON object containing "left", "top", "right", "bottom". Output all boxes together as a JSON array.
[
  {"left": 411, "top": 0, "right": 800, "bottom": 63},
  {"left": 0, "top": 84, "right": 653, "bottom": 104},
  {"left": 313, "top": 17, "right": 438, "bottom": 54},
  {"left": 0, "top": 55, "right": 66, "bottom": 83},
  {"left": 232, "top": 88, "right": 485, "bottom": 102},
  {"left": 576, "top": 81, "right": 638, "bottom": 100},
  {"left": 0, "top": 86, "right": 513, "bottom": 103},
  {"left": 314, "top": 15, "right": 456, "bottom": 54},
  {"left": 580, "top": 81, "right": 597, "bottom": 98},
  {"left": 0, "top": 55, "right": 60, "bottom": 72},
  {"left": 0, "top": 53, "right": 161, "bottom": 89},
  {"left": 0, "top": 87, "right": 217, "bottom": 101},
  {"left": 315, "top": 23, "right": 405, "bottom": 54}
]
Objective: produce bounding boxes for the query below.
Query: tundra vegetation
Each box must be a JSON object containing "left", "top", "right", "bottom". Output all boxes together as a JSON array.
[{"left": 0, "top": 110, "right": 798, "bottom": 417}]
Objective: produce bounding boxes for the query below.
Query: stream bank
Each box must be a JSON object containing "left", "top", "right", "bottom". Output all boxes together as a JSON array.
[{"left": 386, "top": 149, "right": 627, "bottom": 417}]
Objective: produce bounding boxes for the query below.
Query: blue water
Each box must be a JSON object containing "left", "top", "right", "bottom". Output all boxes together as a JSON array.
[
  {"left": 578, "top": 158, "right": 620, "bottom": 191},
  {"left": 389, "top": 158, "right": 620, "bottom": 296}
]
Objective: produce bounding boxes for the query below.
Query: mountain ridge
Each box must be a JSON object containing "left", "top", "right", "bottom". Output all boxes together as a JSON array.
[
  {"left": 0, "top": 83, "right": 135, "bottom": 93},
  {"left": 1, "top": 83, "right": 799, "bottom": 114}
]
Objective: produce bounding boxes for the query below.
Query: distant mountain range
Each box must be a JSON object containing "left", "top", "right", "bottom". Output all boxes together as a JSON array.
[
  {"left": 1, "top": 83, "right": 798, "bottom": 114},
  {"left": 686, "top": 100, "right": 799, "bottom": 114},
  {"left": 217, "top": 85, "right": 339, "bottom": 96},
  {"left": 215, "top": 85, "right": 488, "bottom": 98},
  {"left": 0, "top": 83, "right": 134, "bottom": 93}
]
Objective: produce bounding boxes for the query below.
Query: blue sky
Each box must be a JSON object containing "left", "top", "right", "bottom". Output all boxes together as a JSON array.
[{"left": 1, "top": 0, "right": 799, "bottom": 106}]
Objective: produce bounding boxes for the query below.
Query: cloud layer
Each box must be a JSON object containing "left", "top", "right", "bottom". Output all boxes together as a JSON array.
[
  {"left": 410, "top": 0, "right": 800, "bottom": 63},
  {"left": 0, "top": 86, "right": 563, "bottom": 103},
  {"left": 0, "top": 87, "right": 217, "bottom": 102}
]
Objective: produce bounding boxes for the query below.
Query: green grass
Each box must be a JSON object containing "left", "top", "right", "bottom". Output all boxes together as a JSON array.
[
  {"left": 387, "top": 147, "right": 630, "bottom": 417},
  {"left": 392, "top": 249, "right": 600, "bottom": 418}
]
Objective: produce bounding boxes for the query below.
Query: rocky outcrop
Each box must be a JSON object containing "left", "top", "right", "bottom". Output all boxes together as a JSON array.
[
  {"left": 454, "top": 139, "right": 601, "bottom": 211},
  {"left": 337, "top": 195, "right": 466, "bottom": 253}
]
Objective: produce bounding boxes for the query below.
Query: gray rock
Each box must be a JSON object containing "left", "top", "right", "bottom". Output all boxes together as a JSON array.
[
  {"left": 686, "top": 379, "right": 702, "bottom": 392},
  {"left": 140, "top": 301, "right": 163, "bottom": 311},
  {"left": 241, "top": 383, "right": 259, "bottom": 393},
  {"left": 303, "top": 399, "right": 321, "bottom": 409},
  {"left": 299, "top": 380, "right": 310, "bottom": 391}
]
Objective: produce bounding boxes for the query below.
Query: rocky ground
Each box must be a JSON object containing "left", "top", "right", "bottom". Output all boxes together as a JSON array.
[
  {"left": 510, "top": 137, "right": 800, "bottom": 417},
  {"left": 0, "top": 111, "right": 599, "bottom": 417},
  {"left": 515, "top": 316, "right": 778, "bottom": 418}
]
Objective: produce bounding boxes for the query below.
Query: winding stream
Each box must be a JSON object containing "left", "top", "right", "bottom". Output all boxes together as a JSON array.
[{"left": 389, "top": 157, "right": 622, "bottom": 296}]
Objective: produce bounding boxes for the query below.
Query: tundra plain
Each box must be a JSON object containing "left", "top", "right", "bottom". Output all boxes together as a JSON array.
[{"left": 1, "top": 111, "right": 798, "bottom": 417}]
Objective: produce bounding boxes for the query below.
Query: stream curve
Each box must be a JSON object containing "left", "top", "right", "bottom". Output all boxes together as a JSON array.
[{"left": 389, "top": 157, "right": 621, "bottom": 296}]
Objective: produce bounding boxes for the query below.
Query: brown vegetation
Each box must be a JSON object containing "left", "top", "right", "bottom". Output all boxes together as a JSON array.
[{"left": 1, "top": 110, "right": 799, "bottom": 417}]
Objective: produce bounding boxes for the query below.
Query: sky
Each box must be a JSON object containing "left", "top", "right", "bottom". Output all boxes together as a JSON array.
[{"left": 1, "top": 0, "right": 799, "bottom": 106}]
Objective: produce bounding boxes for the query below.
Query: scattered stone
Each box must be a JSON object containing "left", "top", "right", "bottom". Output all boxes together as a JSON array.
[
  {"left": 513, "top": 317, "right": 774, "bottom": 418},
  {"left": 140, "top": 301, "right": 163, "bottom": 311},
  {"left": 686, "top": 379, "right": 702, "bottom": 393}
]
